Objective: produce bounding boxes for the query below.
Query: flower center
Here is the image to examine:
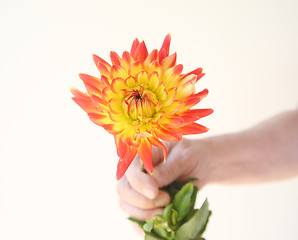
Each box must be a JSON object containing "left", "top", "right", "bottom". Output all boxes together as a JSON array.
[{"left": 123, "top": 87, "right": 158, "bottom": 120}]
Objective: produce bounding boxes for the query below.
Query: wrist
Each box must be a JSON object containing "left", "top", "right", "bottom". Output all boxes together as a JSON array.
[{"left": 202, "top": 131, "right": 252, "bottom": 185}]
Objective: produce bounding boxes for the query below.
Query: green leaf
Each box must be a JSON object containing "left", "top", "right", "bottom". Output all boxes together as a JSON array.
[
  {"left": 145, "top": 232, "right": 167, "bottom": 240},
  {"left": 189, "top": 186, "right": 199, "bottom": 210},
  {"left": 175, "top": 199, "right": 211, "bottom": 240},
  {"left": 127, "top": 217, "right": 145, "bottom": 229},
  {"left": 171, "top": 208, "right": 178, "bottom": 226},
  {"left": 173, "top": 183, "right": 194, "bottom": 222},
  {"left": 143, "top": 220, "right": 154, "bottom": 232},
  {"left": 162, "top": 203, "right": 173, "bottom": 222},
  {"left": 153, "top": 227, "right": 171, "bottom": 239}
]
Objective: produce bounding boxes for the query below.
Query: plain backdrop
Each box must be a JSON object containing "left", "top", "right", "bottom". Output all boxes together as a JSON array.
[{"left": 1, "top": 0, "right": 298, "bottom": 239}]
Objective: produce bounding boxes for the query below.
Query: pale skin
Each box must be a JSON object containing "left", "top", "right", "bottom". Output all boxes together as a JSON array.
[{"left": 116, "top": 109, "right": 298, "bottom": 232}]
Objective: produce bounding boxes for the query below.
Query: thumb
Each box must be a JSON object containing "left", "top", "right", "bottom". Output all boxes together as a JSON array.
[{"left": 151, "top": 145, "right": 188, "bottom": 188}]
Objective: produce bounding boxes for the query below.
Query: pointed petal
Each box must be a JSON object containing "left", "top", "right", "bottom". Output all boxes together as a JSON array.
[
  {"left": 88, "top": 112, "right": 110, "bottom": 126},
  {"left": 128, "top": 61, "right": 143, "bottom": 77},
  {"left": 130, "top": 38, "right": 140, "bottom": 56},
  {"left": 148, "top": 71, "right": 159, "bottom": 91},
  {"left": 110, "top": 65, "right": 129, "bottom": 80},
  {"left": 178, "top": 89, "right": 209, "bottom": 113},
  {"left": 176, "top": 74, "right": 197, "bottom": 99},
  {"left": 108, "top": 98, "right": 123, "bottom": 114},
  {"left": 132, "top": 41, "right": 148, "bottom": 61},
  {"left": 161, "top": 52, "right": 177, "bottom": 69},
  {"left": 163, "top": 64, "right": 183, "bottom": 89},
  {"left": 110, "top": 51, "right": 122, "bottom": 66},
  {"left": 110, "top": 77, "right": 127, "bottom": 93},
  {"left": 122, "top": 51, "right": 134, "bottom": 70},
  {"left": 135, "top": 71, "right": 149, "bottom": 85},
  {"left": 147, "top": 137, "right": 168, "bottom": 162},
  {"left": 93, "top": 54, "right": 111, "bottom": 68},
  {"left": 71, "top": 88, "right": 98, "bottom": 113},
  {"left": 147, "top": 60, "right": 164, "bottom": 79},
  {"left": 93, "top": 54, "right": 111, "bottom": 77},
  {"left": 116, "top": 146, "right": 137, "bottom": 180},
  {"left": 159, "top": 34, "right": 171, "bottom": 62},
  {"left": 162, "top": 87, "right": 177, "bottom": 107},
  {"left": 137, "top": 139, "right": 153, "bottom": 174},
  {"left": 178, "top": 123, "right": 209, "bottom": 135},
  {"left": 125, "top": 76, "right": 137, "bottom": 88},
  {"left": 154, "top": 126, "right": 182, "bottom": 142},
  {"left": 79, "top": 74, "right": 102, "bottom": 90},
  {"left": 160, "top": 100, "right": 182, "bottom": 115},
  {"left": 181, "top": 68, "right": 204, "bottom": 82},
  {"left": 144, "top": 49, "right": 158, "bottom": 68},
  {"left": 90, "top": 94, "right": 109, "bottom": 111}
]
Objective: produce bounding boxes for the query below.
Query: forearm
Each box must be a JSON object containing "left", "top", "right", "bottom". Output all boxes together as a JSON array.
[{"left": 204, "top": 109, "right": 298, "bottom": 185}]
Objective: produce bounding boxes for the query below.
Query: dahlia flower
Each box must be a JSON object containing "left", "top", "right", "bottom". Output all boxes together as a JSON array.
[{"left": 71, "top": 34, "right": 213, "bottom": 180}]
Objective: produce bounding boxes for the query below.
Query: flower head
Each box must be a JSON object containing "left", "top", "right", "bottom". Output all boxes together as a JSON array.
[{"left": 71, "top": 34, "right": 213, "bottom": 180}]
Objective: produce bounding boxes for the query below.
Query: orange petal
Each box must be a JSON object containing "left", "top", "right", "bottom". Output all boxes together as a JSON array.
[
  {"left": 176, "top": 74, "right": 197, "bottom": 99},
  {"left": 181, "top": 68, "right": 204, "bottom": 82},
  {"left": 159, "top": 116, "right": 184, "bottom": 128},
  {"left": 178, "top": 89, "right": 209, "bottom": 113},
  {"left": 162, "top": 87, "right": 177, "bottom": 107},
  {"left": 88, "top": 112, "right": 110, "bottom": 126},
  {"left": 144, "top": 49, "right": 158, "bottom": 68},
  {"left": 128, "top": 61, "right": 143, "bottom": 77},
  {"left": 147, "top": 137, "right": 168, "bottom": 162},
  {"left": 161, "top": 52, "right": 177, "bottom": 69},
  {"left": 71, "top": 88, "right": 98, "bottom": 113},
  {"left": 154, "top": 126, "right": 182, "bottom": 142},
  {"left": 100, "top": 75, "right": 111, "bottom": 88},
  {"left": 93, "top": 54, "right": 111, "bottom": 78},
  {"left": 180, "top": 109, "right": 214, "bottom": 125},
  {"left": 90, "top": 94, "right": 109, "bottom": 111},
  {"left": 130, "top": 38, "right": 140, "bottom": 56},
  {"left": 122, "top": 51, "right": 134, "bottom": 70},
  {"left": 116, "top": 145, "right": 137, "bottom": 180},
  {"left": 133, "top": 41, "right": 148, "bottom": 62},
  {"left": 95, "top": 63, "right": 111, "bottom": 79},
  {"left": 147, "top": 60, "right": 164, "bottom": 79},
  {"left": 110, "top": 51, "right": 122, "bottom": 66},
  {"left": 159, "top": 34, "right": 171, "bottom": 62},
  {"left": 93, "top": 54, "right": 111, "bottom": 68},
  {"left": 178, "top": 123, "right": 209, "bottom": 135},
  {"left": 79, "top": 74, "right": 102, "bottom": 90},
  {"left": 163, "top": 64, "right": 183, "bottom": 89},
  {"left": 110, "top": 65, "right": 128, "bottom": 80},
  {"left": 137, "top": 139, "right": 153, "bottom": 174}
]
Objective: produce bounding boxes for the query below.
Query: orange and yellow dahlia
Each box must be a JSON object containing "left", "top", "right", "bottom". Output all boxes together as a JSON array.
[{"left": 71, "top": 34, "right": 213, "bottom": 180}]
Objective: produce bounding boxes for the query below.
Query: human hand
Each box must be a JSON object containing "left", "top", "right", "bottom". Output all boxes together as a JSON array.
[{"left": 116, "top": 138, "right": 211, "bottom": 231}]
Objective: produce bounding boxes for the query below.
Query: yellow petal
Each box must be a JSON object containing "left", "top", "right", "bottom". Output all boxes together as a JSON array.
[
  {"left": 128, "top": 61, "right": 143, "bottom": 77},
  {"left": 148, "top": 71, "right": 159, "bottom": 91}
]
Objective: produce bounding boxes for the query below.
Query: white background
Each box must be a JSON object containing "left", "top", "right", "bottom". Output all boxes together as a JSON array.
[{"left": 1, "top": 0, "right": 298, "bottom": 239}]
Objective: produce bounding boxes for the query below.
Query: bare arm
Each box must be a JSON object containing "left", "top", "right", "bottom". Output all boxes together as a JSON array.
[{"left": 203, "top": 109, "right": 298, "bottom": 185}]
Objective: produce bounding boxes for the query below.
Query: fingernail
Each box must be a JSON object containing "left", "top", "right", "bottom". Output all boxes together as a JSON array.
[
  {"left": 143, "top": 188, "right": 156, "bottom": 199},
  {"left": 155, "top": 197, "right": 169, "bottom": 207}
]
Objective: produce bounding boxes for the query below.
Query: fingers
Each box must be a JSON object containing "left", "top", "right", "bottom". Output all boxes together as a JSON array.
[
  {"left": 152, "top": 140, "right": 191, "bottom": 188},
  {"left": 117, "top": 176, "right": 170, "bottom": 209},
  {"left": 119, "top": 199, "right": 163, "bottom": 221},
  {"left": 126, "top": 156, "right": 160, "bottom": 199}
]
